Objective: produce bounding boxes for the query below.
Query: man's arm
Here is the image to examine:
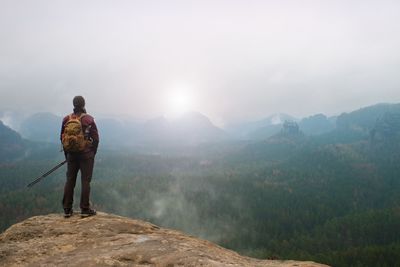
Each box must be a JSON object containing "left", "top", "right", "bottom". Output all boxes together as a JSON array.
[
  {"left": 89, "top": 119, "right": 99, "bottom": 154},
  {"left": 60, "top": 116, "right": 68, "bottom": 158},
  {"left": 60, "top": 118, "right": 66, "bottom": 142}
]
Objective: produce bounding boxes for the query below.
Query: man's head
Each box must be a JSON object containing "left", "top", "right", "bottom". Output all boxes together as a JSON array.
[{"left": 73, "top": 96, "right": 85, "bottom": 108}]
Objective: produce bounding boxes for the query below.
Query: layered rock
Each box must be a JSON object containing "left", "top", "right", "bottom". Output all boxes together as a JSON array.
[{"left": 0, "top": 212, "right": 329, "bottom": 267}]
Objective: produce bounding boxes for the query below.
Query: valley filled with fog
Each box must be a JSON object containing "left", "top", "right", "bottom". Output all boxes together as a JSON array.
[{"left": 1, "top": 103, "right": 400, "bottom": 267}]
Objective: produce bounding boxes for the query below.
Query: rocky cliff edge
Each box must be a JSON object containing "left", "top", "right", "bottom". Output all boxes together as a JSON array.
[{"left": 0, "top": 212, "right": 329, "bottom": 267}]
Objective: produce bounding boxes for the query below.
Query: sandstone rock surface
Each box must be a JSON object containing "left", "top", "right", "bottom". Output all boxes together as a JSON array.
[{"left": 0, "top": 212, "right": 329, "bottom": 267}]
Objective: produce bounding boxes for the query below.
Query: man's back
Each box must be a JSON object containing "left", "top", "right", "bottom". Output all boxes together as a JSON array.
[
  {"left": 61, "top": 96, "right": 99, "bottom": 218},
  {"left": 61, "top": 112, "right": 99, "bottom": 155}
]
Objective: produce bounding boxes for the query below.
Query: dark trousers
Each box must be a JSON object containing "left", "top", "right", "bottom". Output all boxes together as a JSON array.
[{"left": 62, "top": 152, "right": 95, "bottom": 210}]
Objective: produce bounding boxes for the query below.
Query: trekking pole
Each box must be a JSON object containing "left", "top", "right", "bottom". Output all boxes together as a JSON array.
[{"left": 27, "top": 160, "right": 67, "bottom": 188}]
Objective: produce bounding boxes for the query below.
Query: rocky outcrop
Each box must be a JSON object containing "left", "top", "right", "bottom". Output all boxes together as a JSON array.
[{"left": 0, "top": 212, "right": 329, "bottom": 267}]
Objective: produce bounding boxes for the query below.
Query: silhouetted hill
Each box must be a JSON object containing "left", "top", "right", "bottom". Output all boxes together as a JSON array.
[
  {"left": 0, "top": 120, "right": 25, "bottom": 161},
  {"left": 370, "top": 112, "right": 400, "bottom": 158},
  {"left": 371, "top": 112, "right": 400, "bottom": 143},
  {"left": 96, "top": 116, "right": 141, "bottom": 147},
  {"left": 0, "top": 110, "right": 25, "bottom": 132},
  {"left": 230, "top": 113, "right": 335, "bottom": 140},
  {"left": 20, "top": 112, "right": 61, "bottom": 143},
  {"left": 101, "top": 112, "right": 229, "bottom": 147},
  {"left": 337, "top": 103, "right": 400, "bottom": 133},
  {"left": 168, "top": 112, "right": 228, "bottom": 144},
  {"left": 226, "top": 113, "right": 296, "bottom": 139},
  {"left": 299, "top": 114, "right": 335, "bottom": 136}
]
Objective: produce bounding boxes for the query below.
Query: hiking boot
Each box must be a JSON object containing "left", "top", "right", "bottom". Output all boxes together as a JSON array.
[
  {"left": 81, "top": 208, "right": 96, "bottom": 218},
  {"left": 64, "top": 208, "right": 73, "bottom": 218}
]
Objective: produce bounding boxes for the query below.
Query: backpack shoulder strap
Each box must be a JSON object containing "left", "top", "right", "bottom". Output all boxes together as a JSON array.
[
  {"left": 65, "top": 114, "right": 73, "bottom": 123},
  {"left": 79, "top": 113, "right": 87, "bottom": 120}
]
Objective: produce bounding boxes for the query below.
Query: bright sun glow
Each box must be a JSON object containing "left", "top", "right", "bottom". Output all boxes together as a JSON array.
[{"left": 166, "top": 89, "right": 195, "bottom": 117}]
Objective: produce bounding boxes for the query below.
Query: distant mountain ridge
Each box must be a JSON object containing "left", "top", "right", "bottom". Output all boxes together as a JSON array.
[
  {"left": 2, "top": 103, "right": 400, "bottom": 147},
  {"left": 10, "top": 111, "right": 228, "bottom": 147},
  {"left": 227, "top": 103, "right": 400, "bottom": 140}
]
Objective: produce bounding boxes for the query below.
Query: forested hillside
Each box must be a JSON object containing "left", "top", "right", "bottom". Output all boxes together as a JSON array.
[{"left": 1, "top": 103, "right": 400, "bottom": 267}]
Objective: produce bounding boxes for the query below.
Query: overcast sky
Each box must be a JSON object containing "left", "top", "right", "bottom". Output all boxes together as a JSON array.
[{"left": 1, "top": 0, "right": 399, "bottom": 125}]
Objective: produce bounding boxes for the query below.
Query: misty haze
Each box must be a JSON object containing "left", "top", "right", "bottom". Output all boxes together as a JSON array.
[{"left": 1, "top": 1, "right": 400, "bottom": 267}]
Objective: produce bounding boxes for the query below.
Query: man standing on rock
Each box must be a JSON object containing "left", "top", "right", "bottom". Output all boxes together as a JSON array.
[{"left": 60, "top": 96, "right": 99, "bottom": 218}]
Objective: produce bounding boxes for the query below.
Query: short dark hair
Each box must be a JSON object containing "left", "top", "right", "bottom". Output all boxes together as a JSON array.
[{"left": 73, "top": 96, "right": 85, "bottom": 108}]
